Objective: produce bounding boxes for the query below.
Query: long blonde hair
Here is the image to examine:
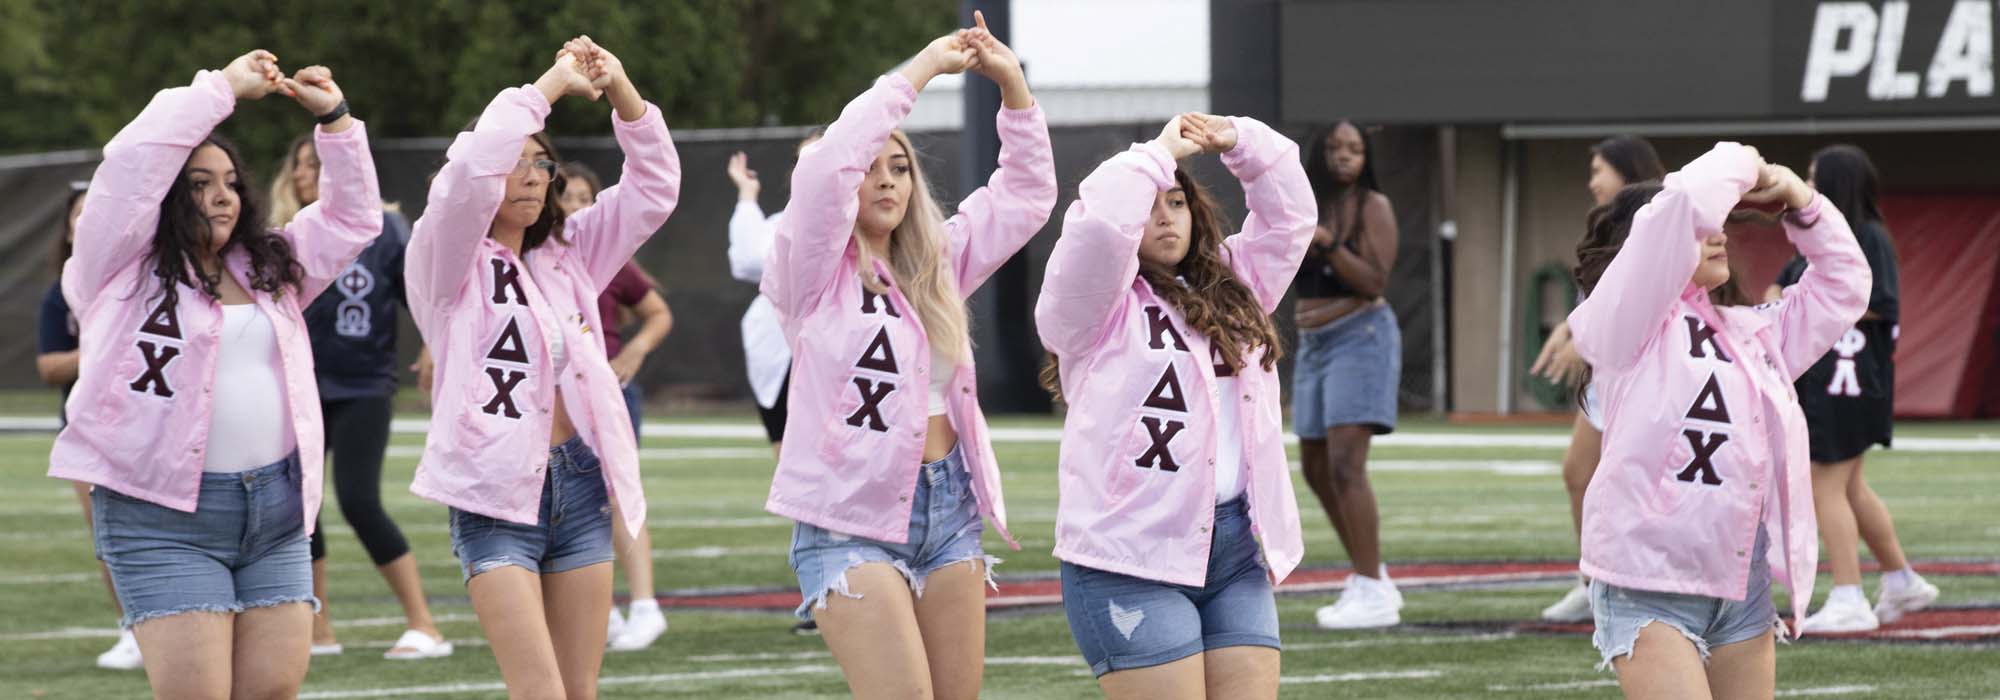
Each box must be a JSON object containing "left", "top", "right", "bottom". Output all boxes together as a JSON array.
[
  {"left": 269, "top": 133, "right": 399, "bottom": 230},
  {"left": 857, "top": 130, "right": 969, "bottom": 362},
  {"left": 268, "top": 134, "right": 313, "bottom": 229}
]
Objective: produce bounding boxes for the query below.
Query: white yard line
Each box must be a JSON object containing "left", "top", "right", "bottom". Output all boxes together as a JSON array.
[
  {"left": 1280, "top": 669, "right": 1445, "bottom": 684},
  {"left": 297, "top": 665, "right": 838, "bottom": 699},
  {"left": 1877, "top": 625, "right": 2000, "bottom": 639},
  {"left": 1287, "top": 632, "right": 1516, "bottom": 651},
  {"left": 1776, "top": 686, "right": 1878, "bottom": 697},
  {"left": 1488, "top": 679, "right": 1620, "bottom": 692}
]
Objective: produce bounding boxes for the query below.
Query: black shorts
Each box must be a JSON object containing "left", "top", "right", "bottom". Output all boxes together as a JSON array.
[
  {"left": 756, "top": 371, "right": 790, "bottom": 444},
  {"left": 1800, "top": 394, "right": 1892, "bottom": 463}
]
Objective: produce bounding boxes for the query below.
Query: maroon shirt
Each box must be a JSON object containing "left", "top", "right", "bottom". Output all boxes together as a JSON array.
[{"left": 596, "top": 262, "right": 656, "bottom": 358}]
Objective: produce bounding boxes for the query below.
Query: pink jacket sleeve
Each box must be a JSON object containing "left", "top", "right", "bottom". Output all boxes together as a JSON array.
[
  {"left": 945, "top": 104, "right": 1058, "bottom": 297},
  {"left": 1757, "top": 194, "right": 1872, "bottom": 377},
  {"left": 1218, "top": 116, "right": 1316, "bottom": 313},
  {"left": 1034, "top": 143, "right": 1175, "bottom": 357},
  {"left": 64, "top": 71, "right": 236, "bottom": 308},
  {"left": 285, "top": 122, "right": 384, "bottom": 302},
  {"left": 761, "top": 74, "right": 916, "bottom": 328},
  {"left": 1569, "top": 142, "right": 1759, "bottom": 372},
  {"left": 405, "top": 86, "right": 552, "bottom": 331},
  {"left": 562, "top": 104, "right": 681, "bottom": 294}
]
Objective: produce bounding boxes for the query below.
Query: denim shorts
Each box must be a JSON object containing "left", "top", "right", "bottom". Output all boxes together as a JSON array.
[
  {"left": 91, "top": 453, "right": 317, "bottom": 629},
  {"left": 1060, "top": 497, "right": 1280, "bottom": 677},
  {"left": 788, "top": 444, "right": 995, "bottom": 622},
  {"left": 1293, "top": 302, "right": 1401, "bottom": 437},
  {"left": 1591, "top": 524, "right": 1782, "bottom": 670},
  {"left": 449, "top": 436, "right": 615, "bottom": 583}
]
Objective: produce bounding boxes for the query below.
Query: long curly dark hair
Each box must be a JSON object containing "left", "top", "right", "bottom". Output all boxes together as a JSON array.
[
  {"left": 1041, "top": 168, "right": 1282, "bottom": 402},
  {"left": 140, "top": 136, "right": 302, "bottom": 314}
]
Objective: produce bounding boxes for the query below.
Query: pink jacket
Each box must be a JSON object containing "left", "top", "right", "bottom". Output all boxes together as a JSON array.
[
  {"left": 405, "top": 86, "right": 680, "bottom": 535},
  {"left": 1568, "top": 143, "right": 1870, "bottom": 632},
  {"left": 761, "top": 74, "right": 1056, "bottom": 546},
  {"left": 1036, "top": 121, "right": 1314, "bottom": 586},
  {"left": 49, "top": 71, "right": 383, "bottom": 533}
]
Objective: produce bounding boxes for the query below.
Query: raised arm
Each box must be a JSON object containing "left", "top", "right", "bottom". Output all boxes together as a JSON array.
[
  {"left": 944, "top": 15, "right": 1057, "bottom": 296},
  {"left": 65, "top": 51, "right": 283, "bottom": 307},
  {"left": 558, "top": 39, "right": 682, "bottom": 293},
  {"left": 1756, "top": 193, "right": 1872, "bottom": 376},
  {"left": 406, "top": 52, "right": 589, "bottom": 324},
  {"left": 1568, "top": 142, "right": 1760, "bottom": 372},
  {"left": 275, "top": 65, "right": 383, "bottom": 301},
  {"left": 1211, "top": 115, "right": 1316, "bottom": 313},
  {"left": 762, "top": 32, "right": 975, "bottom": 322},
  {"left": 1036, "top": 120, "right": 1200, "bottom": 357},
  {"left": 727, "top": 202, "right": 776, "bottom": 283}
]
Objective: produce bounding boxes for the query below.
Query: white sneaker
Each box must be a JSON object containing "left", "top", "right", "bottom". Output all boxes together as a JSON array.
[
  {"left": 606, "top": 607, "right": 626, "bottom": 641},
  {"left": 1874, "top": 574, "right": 1940, "bottom": 625},
  {"left": 1541, "top": 583, "right": 1593, "bottom": 623},
  {"left": 1315, "top": 574, "right": 1402, "bottom": 630},
  {"left": 608, "top": 605, "right": 668, "bottom": 651},
  {"left": 1802, "top": 593, "right": 1879, "bottom": 634},
  {"left": 95, "top": 629, "right": 143, "bottom": 671}
]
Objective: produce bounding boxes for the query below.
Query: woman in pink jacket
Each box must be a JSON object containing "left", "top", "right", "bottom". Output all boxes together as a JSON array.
[
  {"left": 404, "top": 37, "right": 680, "bottom": 698},
  {"left": 1567, "top": 143, "right": 1870, "bottom": 698},
  {"left": 1036, "top": 114, "right": 1314, "bottom": 698},
  {"left": 762, "top": 16, "right": 1055, "bottom": 698},
  {"left": 50, "top": 51, "right": 381, "bottom": 697}
]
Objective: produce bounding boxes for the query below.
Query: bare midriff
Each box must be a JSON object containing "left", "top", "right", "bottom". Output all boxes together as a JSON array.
[{"left": 924, "top": 414, "right": 958, "bottom": 464}]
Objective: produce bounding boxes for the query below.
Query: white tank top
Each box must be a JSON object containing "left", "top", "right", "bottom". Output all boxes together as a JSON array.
[
  {"left": 1213, "top": 375, "right": 1247, "bottom": 502},
  {"left": 204, "top": 304, "right": 296, "bottom": 472},
  {"left": 928, "top": 345, "right": 955, "bottom": 415}
]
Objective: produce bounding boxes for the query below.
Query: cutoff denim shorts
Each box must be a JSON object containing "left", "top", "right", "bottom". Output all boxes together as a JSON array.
[
  {"left": 92, "top": 453, "right": 317, "bottom": 629},
  {"left": 1059, "top": 497, "right": 1281, "bottom": 677},
  {"left": 449, "top": 436, "right": 615, "bottom": 583},
  {"left": 787, "top": 444, "right": 995, "bottom": 622},
  {"left": 1590, "top": 524, "right": 1783, "bottom": 670}
]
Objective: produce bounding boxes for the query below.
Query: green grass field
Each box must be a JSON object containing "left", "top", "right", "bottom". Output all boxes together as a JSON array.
[{"left": 2, "top": 413, "right": 1996, "bottom": 699}]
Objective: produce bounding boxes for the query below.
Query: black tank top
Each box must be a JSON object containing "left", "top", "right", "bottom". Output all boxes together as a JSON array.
[{"left": 1294, "top": 199, "right": 1365, "bottom": 299}]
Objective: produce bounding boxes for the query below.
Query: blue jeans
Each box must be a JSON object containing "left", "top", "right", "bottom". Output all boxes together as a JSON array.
[
  {"left": 787, "top": 444, "right": 993, "bottom": 621},
  {"left": 448, "top": 437, "right": 615, "bottom": 582},
  {"left": 92, "top": 454, "right": 316, "bottom": 629},
  {"left": 1060, "top": 497, "right": 1280, "bottom": 676}
]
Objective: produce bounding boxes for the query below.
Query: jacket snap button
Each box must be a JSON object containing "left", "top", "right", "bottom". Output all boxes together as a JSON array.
[
  {"left": 899, "top": 495, "right": 909, "bottom": 503},
  {"left": 1736, "top": 549, "right": 1746, "bottom": 557},
  {"left": 1242, "top": 394, "right": 1252, "bottom": 402}
]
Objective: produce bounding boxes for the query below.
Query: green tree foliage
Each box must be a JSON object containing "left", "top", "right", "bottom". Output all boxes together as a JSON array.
[{"left": 0, "top": 0, "right": 954, "bottom": 168}]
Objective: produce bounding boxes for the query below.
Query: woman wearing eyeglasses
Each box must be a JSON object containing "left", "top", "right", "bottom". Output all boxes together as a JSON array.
[{"left": 403, "top": 36, "right": 680, "bottom": 697}]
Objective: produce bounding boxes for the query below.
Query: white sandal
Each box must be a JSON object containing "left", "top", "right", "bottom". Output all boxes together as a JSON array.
[{"left": 383, "top": 629, "right": 453, "bottom": 660}]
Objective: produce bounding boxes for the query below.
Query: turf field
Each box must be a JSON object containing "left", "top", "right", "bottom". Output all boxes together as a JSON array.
[{"left": 2, "top": 414, "right": 1996, "bottom": 698}]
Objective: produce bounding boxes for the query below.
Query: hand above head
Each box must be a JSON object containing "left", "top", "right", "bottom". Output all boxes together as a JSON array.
[
  {"left": 279, "top": 66, "right": 343, "bottom": 117},
  {"left": 962, "top": 11, "right": 1026, "bottom": 91},
  {"left": 1152, "top": 115, "right": 1203, "bottom": 161},
  {"left": 1180, "top": 112, "right": 1237, "bottom": 154},
  {"left": 899, "top": 32, "right": 978, "bottom": 91},
  {"left": 536, "top": 43, "right": 603, "bottom": 105},
  {"left": 223, "top": 50, "right": 284, "bottom": 100},
  {"left": 1744, "top": 163, "right": 1813, "bottom": 210},
  {"left": 727, "top": 152, "right": 760, "bottom": 200}
]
